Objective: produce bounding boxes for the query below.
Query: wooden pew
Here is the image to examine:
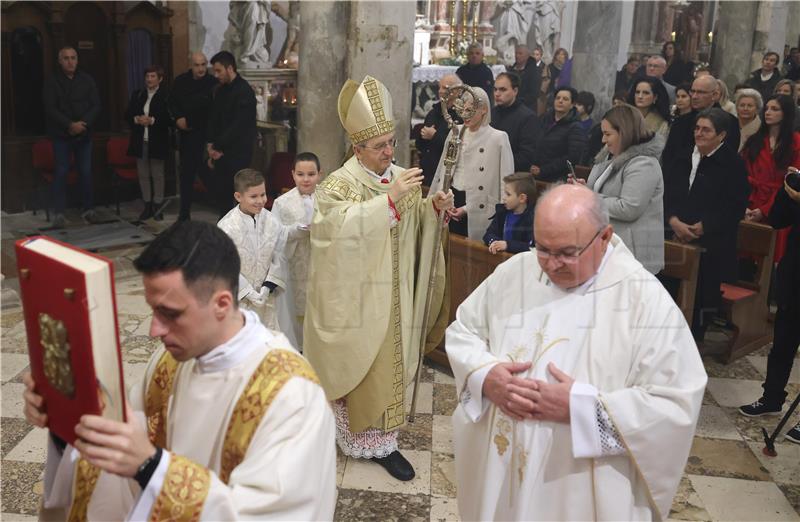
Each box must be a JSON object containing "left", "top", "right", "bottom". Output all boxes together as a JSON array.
[
  {"left": 427, "top": 233, "right": 512, "bottom": 368},
  {"left": 717, "top": 221, "right": 776, "bottom": 363},
  {"left": 662, "top": 240, "right": 701, "bottom": 327}
]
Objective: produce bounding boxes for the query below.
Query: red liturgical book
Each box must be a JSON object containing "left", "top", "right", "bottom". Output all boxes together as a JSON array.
[{"left": 16, "top": 236, "right": 126, "bottom": 445}]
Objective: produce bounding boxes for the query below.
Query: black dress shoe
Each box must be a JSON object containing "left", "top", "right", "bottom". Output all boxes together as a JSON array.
[{"left": 371, "top": 450, "right": 415, "bottom": 481}]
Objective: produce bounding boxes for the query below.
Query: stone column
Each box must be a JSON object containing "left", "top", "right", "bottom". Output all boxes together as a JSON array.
[
  {"left": 297, "top": 1, "right": 350, "bottom": 174},
  {"left": 347, "top": 1, "right": 416, "bottom": 167},
  {"left": 750, "top": 1, "right": 788, "bottom": 70},
  {"left": 712, "top": 1, "right": 758, "bottom": 90},
  {"left": 570, "top": 2, "right": 623, "bottom": 119}
]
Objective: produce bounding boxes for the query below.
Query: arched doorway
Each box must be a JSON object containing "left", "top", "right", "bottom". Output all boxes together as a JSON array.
[
  {"left": 64, "top": 2, "right": 110, "bottom": 131},
  {"left": 10, "top": 26, "right": 45, "bottom": 135}
]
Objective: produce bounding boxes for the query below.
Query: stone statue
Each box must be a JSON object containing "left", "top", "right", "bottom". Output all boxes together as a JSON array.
[
  {"left": 493, "top": 0, "right": 536, "bottom": 65},
  {"left": 531, "top": 0, "right": 563, "bottom": 63},
  {"left": 223, "top": 0, "right": 272, "bottom": 68}
]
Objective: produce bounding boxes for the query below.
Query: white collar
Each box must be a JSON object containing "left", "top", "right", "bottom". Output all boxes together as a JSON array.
[
  {"left": 358, "top": 159, "right": 392, "bottom": 182},
  {"left": 693, "top": 142, "right": 724, "bottom": 158},
  {"left": 567, "top": 242, "right": 615, "bottom": 294},
  {"left": 195, "top": 310, "right": 270, "bottom": 373},
  {"left": 236, "top": 205, "right": 262, "bottom": 223},
  {"left": 147, "top": 86, "right": 159, "bottom": 96},
  {"left": 761, "top": 71, "right": 774, "bottom": 81}
]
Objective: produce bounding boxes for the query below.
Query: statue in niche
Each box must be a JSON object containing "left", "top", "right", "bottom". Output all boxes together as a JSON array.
[
  {"left": 531, "top": 0, "right": 563, "bottom": 63},
  {"left": 493, "top": 0, "right": 536, "bottom": 65},
  {"left": 223, "top": 0, "right": 272, "bottom": 68},
  {"left": 272, "top": 1, "right": 298, "bottom": 68},
  {"left": 680, "top": 3, "right": 703, "bottom": 62}
]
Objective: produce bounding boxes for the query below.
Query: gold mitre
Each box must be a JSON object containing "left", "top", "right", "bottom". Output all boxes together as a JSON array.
[{"left": 337, "top": 75, "right": 395, "bottom": 144}]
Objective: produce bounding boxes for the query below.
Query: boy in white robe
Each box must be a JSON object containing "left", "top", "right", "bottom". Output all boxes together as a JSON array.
[
  {"left": 23, "top": 221, "right": 336, "bottom": 520},
  {"left": 272, "top": 152, "right": 321, "bottom": 346},
  {"left": 218, "top": 168, "right": 305, "bottom": 347},
  {"left": 447, "top": 184, "right": 707, "bottom": 521}
]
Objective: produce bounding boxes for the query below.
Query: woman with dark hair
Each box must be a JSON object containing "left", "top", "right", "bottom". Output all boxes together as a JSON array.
[
  {"left": 125, "top": 65, "right": 171, "bottom": 221},
  {"left": 662, "top": 41, "right": 693, "bottom": 86},
  {"left": 627, "top": 76, "right": 670, "bottom": 138},
  {"left": 672, "top": 83, "right": 692, "bottom": 120},
  {"left": 543, "top": 48, "right": 570, "bottom": 96},
  {"left": 530, "top": 86, "right": 586, "bottom": 181},
  {"left": 574, "top": 91, "right": 595, "bottom": 135},
  {"left": 741, "top": 94, "right": 800, "bottom": 262},
  {"left": 664, "top": 108, "right": 751, "bottom": 342},
  {"left": 773, "top": 79, "right": 800, "bottom": 131}
]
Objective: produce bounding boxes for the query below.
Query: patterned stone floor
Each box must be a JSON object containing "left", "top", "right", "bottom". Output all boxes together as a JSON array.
[{"left": 1, "top": 204, "right": 799, "bottom": 521}]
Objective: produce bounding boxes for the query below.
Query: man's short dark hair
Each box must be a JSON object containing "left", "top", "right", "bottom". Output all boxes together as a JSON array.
[
  {"left": 58, "top": 46, "right": 77, "bottom": 58},
  {"left": 695, "top": 107, "right": 729, "bottom": 136},
  {"left": 576, "top": 91, "right": 596, "bottom": 115},
  {"left": 210, "top": 50, "right": 237, "bottom": 72},
  {"left": 496, "top": 72, "right": 520, "bottom": 90},
  {"left": 294, "top": 151, "right": 321, "bottom": 171},
  {"left": 144, "top": 65, "right": 165, "bottom": 79},
  {"left": 764, "top": 51, "right": 780, "bottom": 63},
  {"left": 133, "top": 221, "right": 240, "bottom": 304},
  {"left": 554, "top": 86, "right": 578, "bottom": 103}
]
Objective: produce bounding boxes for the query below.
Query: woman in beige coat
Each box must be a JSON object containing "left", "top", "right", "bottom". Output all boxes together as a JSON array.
[
  {"left": 430, "top": 88, "right": 514, "bottom": 241},
  {"left": 735, "top": 88, "right": 763, "bottom": 152}
]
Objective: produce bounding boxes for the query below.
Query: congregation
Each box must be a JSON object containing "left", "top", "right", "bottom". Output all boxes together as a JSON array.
[{"left": 16, "top": 32, "right": 800, "bottom": 521}]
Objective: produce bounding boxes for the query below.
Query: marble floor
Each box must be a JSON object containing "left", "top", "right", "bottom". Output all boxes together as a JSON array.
[{"left": 1, "top": 204, "right": 799, "bottom": 521}]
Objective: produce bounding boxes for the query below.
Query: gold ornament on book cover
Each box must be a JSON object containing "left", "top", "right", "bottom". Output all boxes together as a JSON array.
[{"left": 39, "top": 313, "right": 75, "bottom": 397}]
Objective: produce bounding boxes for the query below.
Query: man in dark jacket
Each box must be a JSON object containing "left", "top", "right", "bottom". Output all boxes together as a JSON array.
[
  {"left": 415, "top": 74, "right": 462, "bottom": 186},
  {"left": 746, "top": 52, "right": 782, "bottom": 102},
  {"left": 207, "top": 51, "right": 257, "bottom": 217},
  {"left": 530, "top": 87, "right": 586, "bottom": 182},
  {"left": 737, "top": 176, "right": 800, "bottom": 444},
  {"left": 662, "top": 75, "right": 740, "bottom": 171},
  {"left": 456, "top": 42, "right": 494, "bottom": 108},
  {"left": 663, "top": 108, "right": 750, "bottom": 342},
  {"left": 491, "top": 72, "right": 541, "bottom": 172},
  {"left": 508, "top": 45, "right": 542, "bottom": 112},
  {"left": 42, "top": 46, "right": 102, "bottom": 228},
  {"left": 169, "top": 52, "right": 218, "bottom": 221},
  {"left": 125, "top": 66, "right": 171, "bottom": 221},
  {"left": 615, "top": 56, "right": 640, "bottom": 95}
]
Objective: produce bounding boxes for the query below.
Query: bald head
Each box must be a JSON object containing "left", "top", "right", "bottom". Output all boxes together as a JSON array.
[
  {"left": 533, "top": 184, "right": 613, "bottom": 289},
  {"left": 438, "top": 73, "right": 463, "bottom": 102},
  {"left": 691, "top": 74, "right": 718, "bottom": 110},
  {"left": 646, "top": 56, "right": 667, "bottom": 79},
  {"left": 190, "top": 51, "right": 209, "bottom": 79}
]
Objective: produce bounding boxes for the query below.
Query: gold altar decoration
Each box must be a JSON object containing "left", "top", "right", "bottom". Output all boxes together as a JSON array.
[{"left": 39, "top": 312, "right": 75, "bottom": 397}]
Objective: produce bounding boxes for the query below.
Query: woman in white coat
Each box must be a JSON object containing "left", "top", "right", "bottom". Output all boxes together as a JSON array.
[
  {"left": 585, "top": 104, "right": 665, "bottom": 273},
  {"left": 430, "top": 87, "right": 514, "bottom": 241}
]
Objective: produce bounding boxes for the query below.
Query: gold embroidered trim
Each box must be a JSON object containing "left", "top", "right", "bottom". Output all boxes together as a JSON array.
[
  {"left": 319, "top": 176, "right": 364, "bottom": 203},
  {"left": 384, "top": 225, "right": 406, "bottom": 430},
  {"left": 148, "top": 455, "right": 210, "bottom": 522},
  {"left": 597, "top": 396, "right": 661, "bottom": 519},
  {"left": 349, "top": 77, "right": 395, "bottom": 143},
  {"left": 67, "top": 459, "right": 101, "bottom": 522},
  {"left": 145, "top": 351, "right": 180, "bottom": 448},
  {"left": 393, "top": 186, "right": 421, "bottom": 217},
  {"left": 219, "top": 350, "right": 320, "bottom": 484}
]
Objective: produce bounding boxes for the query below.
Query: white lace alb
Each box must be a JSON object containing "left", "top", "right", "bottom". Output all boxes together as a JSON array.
[{"left": 333, "top": 400, "right": 398, "bottom": 458}]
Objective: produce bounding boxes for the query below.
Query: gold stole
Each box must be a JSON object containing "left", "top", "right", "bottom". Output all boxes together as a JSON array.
[{"left": 68, "top": 348, "right": 320, "bottom": 521}]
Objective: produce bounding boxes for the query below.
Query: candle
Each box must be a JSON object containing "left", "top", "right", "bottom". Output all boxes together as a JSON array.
[{"left": 707, "top": 31, "right": 713, "bottom": 43}]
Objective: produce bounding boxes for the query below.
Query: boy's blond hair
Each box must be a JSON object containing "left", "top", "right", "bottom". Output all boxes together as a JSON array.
[{"left": 233, "top": 169, "right": 266, "bottom": 194}]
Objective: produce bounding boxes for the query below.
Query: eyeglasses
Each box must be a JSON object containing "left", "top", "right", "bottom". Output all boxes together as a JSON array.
[
  {"left": 360, "top": 138, "right": 397, "bottom": 152},
  {"left": 535, "top": 228, "right": 604, "bottom": 264},
  {"left": 689, "top": 89, "right": 713, "bottom": 95},
  {"left": 693, "top": 126, "right": 717, "bottom": 135}
]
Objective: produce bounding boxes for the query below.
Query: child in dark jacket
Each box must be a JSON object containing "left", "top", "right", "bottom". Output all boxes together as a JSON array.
[{"left": 483, "top": 172, "right": 537, "bottom": 254}]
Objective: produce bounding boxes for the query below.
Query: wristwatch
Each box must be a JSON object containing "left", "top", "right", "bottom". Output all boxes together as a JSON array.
[{"left": 134, "top": 447, "right": 163, "bottom": 489}]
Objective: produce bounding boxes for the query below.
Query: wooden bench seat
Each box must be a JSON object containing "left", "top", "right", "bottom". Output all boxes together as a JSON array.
[
  {"left": 716, "top": 220, "right": 776, "bottom": 363},
  {"left": 662, "top": 240, "right": 702, "bottom": 327}
]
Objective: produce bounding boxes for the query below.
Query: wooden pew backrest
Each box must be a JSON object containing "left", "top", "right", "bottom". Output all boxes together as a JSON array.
[{"left": 662, "top": 240, "right": 701, "bottom": 325}]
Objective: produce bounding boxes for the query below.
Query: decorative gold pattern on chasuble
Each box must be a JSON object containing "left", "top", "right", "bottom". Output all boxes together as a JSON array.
[
  {"left": 384, "top": 226, "right": 405, "bottom": 431},
  {"left": 145, "top": 351, "right": 180, "bottom": 448},
  {"left": 39, "top": 313, "right": 75, "bottom": 397},
  {"left": 393, "top": 186, "right": 421, "bottom": 217},
  {"left": 319, "top": 177, "right": 364, "bottom": 203},
  {"left": 67, "top": 459, "right": 101, "bottom": 522},
  {"left": 148, "top": 455, "right": 210, "bottom": 522},
  {"left": 219, "top": 350, "right": 320, "bottom": 484},
  {"left": 349, "top": 77, "right": 395, "bottom": 144}
]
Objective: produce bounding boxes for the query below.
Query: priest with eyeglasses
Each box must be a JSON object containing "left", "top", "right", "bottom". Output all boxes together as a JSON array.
[{"left": 447, "top": 183, "right": 707, "bottom": 520}]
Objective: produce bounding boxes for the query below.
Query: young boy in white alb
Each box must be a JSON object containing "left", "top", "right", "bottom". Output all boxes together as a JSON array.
[
  {"left": 272, "top": 152, "right": 321, "bottom": 345},
  {"left": 218, "top": 168, "right": 305, "bottom": 346}
]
